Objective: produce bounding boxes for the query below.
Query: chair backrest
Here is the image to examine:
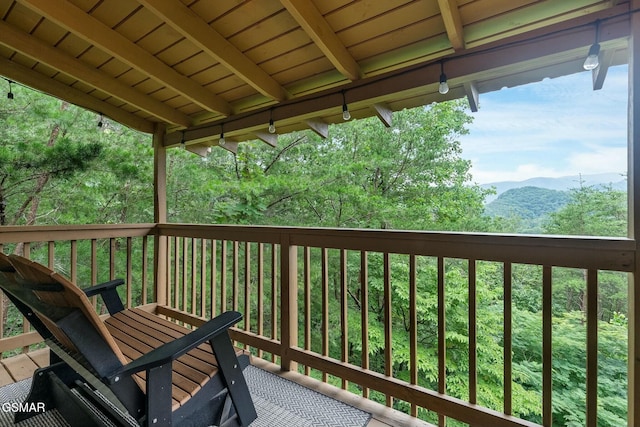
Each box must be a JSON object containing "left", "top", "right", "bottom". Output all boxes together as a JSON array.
[{"left": 4, "top": 255, "right": 128, "bottom": 366}]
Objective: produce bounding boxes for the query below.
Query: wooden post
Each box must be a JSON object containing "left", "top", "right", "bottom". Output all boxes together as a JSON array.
[
  {"left": 280, "top": 233, "right": 298, "bottom": 371},
  {"left": 629, "top": 3, "right": 640, "bottom": 425},
  {"left": 153, "top": 123, "right": 168, "bottom": 306}
]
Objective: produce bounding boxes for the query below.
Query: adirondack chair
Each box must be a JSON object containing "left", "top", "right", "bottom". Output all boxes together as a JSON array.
[{"left": 0, "top": 254, "right": 257, "bottom": 427}]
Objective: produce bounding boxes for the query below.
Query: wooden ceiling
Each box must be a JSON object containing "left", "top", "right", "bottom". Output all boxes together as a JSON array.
[{"left": 0, "top": 0, "right": 632, "bottom": 153}]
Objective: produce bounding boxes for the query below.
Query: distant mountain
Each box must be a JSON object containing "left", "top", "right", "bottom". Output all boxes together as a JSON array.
[
  {"left": 485, "top": 186, "right": 570, "bottom": 219},
  {"left": 481, "top": 173, "right": 626, "bottom": 203}
]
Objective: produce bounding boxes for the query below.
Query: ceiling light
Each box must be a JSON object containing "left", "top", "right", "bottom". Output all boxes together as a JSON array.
[
  {"left": 439, "top": 62, "right": 449, "bottom": 95},
  {"left": 342, "top": 91, "right": 351, "bottom": 121},
  {"left": 268, "top": 110, "right": 276, "bottom": 134},
  {"left": 583, "top": 20, "right": 601, "bottom": 71},
  {"left": 219, "top": 124, "right": 226, "bottom": 146},
  {"left": 7, "top": 80, "right": 14, "bottom": 100}
]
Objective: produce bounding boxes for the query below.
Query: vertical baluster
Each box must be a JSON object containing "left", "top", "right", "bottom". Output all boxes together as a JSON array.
[
  {"left": 438, "top": 256, "right": 446, "bottom": 427},
  {"left": 586, "top": 269, "right": 598, "bottom": 427},
  {"left": 542, "top": 265, "right": 553, "bottom": 427},
  {"left": 340, "top": 249, "right": 348, "bottom": 390},
  {"left": 70, "top": 240, "right": 77, "bottom": 284},
  {"left": 191, "top": 238, "right": 197, "bottom": 315},
  {"left": 504, "top": 262, "right": 513, "bottom": 415},
  {"left": 233, "top": 241, "right": 239, "bottom": 312},
  {"left": 220, "top": 241, "right": 227, "bottom": 313},
  {"left": 210, "top": 239, "right": 217, "bottom": 318},
  {"left": 384, "top": 252, "right": 392, "bottom": 407},
  {"left": 22, "top": 243, "right": 31, "bottom": 353},
  {"left": 142, "top": 235, "right": 148, "bottom": 305},
  {"left": 182, "top": 237, "right": 188, "bottom": 313},
  {"left": 270, "top": 244, "right": 278, "bottom": 362},
  {"left": 244, "top": 242, "right": 251, "bottom": 342},
  {"left": 469, "top": 258, "right": 477, "bottom": 405},
  {"left": 126, "top": 237, "right": 132, "bottom": 308},
  {"left": 303, "top": 246, "right": 311, "bottom": 375},
  {"left": 48, "top": 241, "right": 55, "bottom": 269},
  {"left": 257, "top": 243, "right": 264, "bottom": 358},
  {"left": 410, "top": 254, "right": 418, "bottom": 417},
  {"left": 321, "top": 247, "right": 329, "bottom": 382},
  {"left": 172, "top": 236, "right": 179, "bottom": 309},
  {"left": 361, "top": 251, "right": 369, "bottom": 399},
  {"left": 200, "top": 239, "right": 206, "bottom": 317},
  {"left": 109, "top": 238, "right": 116, "bottom": 281},
  {"left": 90, "top": 239, "right": 98, "bottom": 309}
]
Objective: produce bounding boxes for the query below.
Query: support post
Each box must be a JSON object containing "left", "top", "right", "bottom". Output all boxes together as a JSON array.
[
  {"left": 280, "top": 233, "right": 298, "bottom": 371},
  {"left": 628, "top": 3, "right": 640, "bottom": 425},
  {"left": 153, "top": 124, "right": 168, "bottom": 306}
]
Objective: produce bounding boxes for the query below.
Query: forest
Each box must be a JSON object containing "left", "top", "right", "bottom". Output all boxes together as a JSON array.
[{"left": 0, "top": 84, "right": 629, "bottom": 426}]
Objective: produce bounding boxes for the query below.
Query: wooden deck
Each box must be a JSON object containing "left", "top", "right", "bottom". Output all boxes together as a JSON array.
[{"left": 0, "top": 349, "right": 429, "bottom": 427}]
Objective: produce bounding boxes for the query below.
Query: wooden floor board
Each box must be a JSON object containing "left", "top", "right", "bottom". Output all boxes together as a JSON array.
[{"left": 1, "top": 353, "right": 38, "bottom": 382}]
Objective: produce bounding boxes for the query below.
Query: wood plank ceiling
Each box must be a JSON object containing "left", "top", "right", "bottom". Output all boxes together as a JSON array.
[{"left": 0, "top": 0, "right": 632, "bottom": 153}]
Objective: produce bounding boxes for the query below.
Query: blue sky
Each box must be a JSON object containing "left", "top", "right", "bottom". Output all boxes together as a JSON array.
[{"left": 459, "top": 65, "right": 628, "bottom": 184}]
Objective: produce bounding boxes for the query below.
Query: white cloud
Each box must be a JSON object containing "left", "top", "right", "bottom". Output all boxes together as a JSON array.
[{"left": 568, "top": 146, "right": 627, "bottom": 174}]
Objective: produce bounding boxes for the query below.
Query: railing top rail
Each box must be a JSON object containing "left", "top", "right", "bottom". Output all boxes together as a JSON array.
[
  {"left": 0, "top": 223, "right": 156, "bottom": 244},
  {"left": 158, "top": 223, "right": 635, "bottom": 272}
]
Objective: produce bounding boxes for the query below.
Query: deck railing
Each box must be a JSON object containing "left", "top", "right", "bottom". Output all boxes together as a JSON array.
[{"left": 0, "top": 223, "right": 635, "bottom": 427}]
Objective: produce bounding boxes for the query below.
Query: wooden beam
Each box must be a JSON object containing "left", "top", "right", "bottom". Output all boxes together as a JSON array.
[
  {"left": 592, "top": 48, "right": 614, "bottom": 90},
  {"left": 0, "top": 22, "right": 192, "bottom": 128},
  {"left": 253, "top": 132, "right": 278, "bottom": 147},
  {"left": 164, "top": 13, "right": 629, "bottom": 146},
  {"left": 372, "top": 103, "right": 393, "bottom": 128},
  {"left": 437, "top": 0, "right": 465, "bottom": 50},
  {"left": 305, "top": 118, "right": 329, "bottom": 138},
  {"left": 186, "top": 144, "right": 212, "bottom": 157},
  {"left": 219, "top": 140, "right": 239, "bottom": 154},
  {"left": 463, "top": 81, "right": 479, "bottom": 112},
  {"left": 280, "top": 0, "right": 361, "bottom": 81},
  {"left": 18, "top": 0, "right": 232, "bottom": 116},
  {"left": 138, "top": 0, "right": 288, "bottom": 102},
  {"left": 0, "top": 57, "right": 154, "bottom": 133}
]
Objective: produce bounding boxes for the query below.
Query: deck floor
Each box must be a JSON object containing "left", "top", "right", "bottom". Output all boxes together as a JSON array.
[{"left": 0, "top": 349, "right": 430, "bottom": 427}]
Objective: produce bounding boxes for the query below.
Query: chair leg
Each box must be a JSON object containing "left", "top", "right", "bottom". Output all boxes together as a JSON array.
[{"left": 208, "top": 333, "right": 257, "bottom": 427}]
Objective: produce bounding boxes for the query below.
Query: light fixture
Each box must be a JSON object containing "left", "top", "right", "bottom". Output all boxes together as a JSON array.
[
  {"left": 180, "top": 130, "right": 186, "bottom": 149},
  {"left": 7, "top": 80, "right": 14, "bottom": 100},
  {"left": 341, "top": 91, "right": 351, "bottom": 121},
  {"left": 219, "top": 124, "right": 226, "bottom": 146},
  {"left": 439, "top": 61, "right": 449, "bottom": 95},
  {"left": 97, "top": 113, "right": 103, "bottom": 128},
  {"left": 583, "top": 21, "right": 601, "bottom": 71},
  {"left": 268, "top": 109, "right": 276, "bottom": 134}
]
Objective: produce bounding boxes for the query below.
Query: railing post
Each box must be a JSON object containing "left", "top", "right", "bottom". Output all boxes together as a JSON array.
[
  {"left": 280, "top": 233, "right": 298, "bottom": 371},
  {"left": 628, "top": 2, "right": 640, "bottom": 425},
  {"left": 153, "top": 123, "right": 168, "bottom": 306}
]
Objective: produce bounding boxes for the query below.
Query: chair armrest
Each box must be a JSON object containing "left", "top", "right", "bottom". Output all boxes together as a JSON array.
[
  {"left": 83, "top": 279, "right": 125, "bottom": 315},
  {"left": 107, "top": 310, "right": 242, "bottom": 383}
]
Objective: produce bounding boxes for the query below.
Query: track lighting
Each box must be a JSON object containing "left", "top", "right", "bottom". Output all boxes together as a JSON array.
[
  {"left": 268, "top": 109, "right": 276, "bottom": 134},
  {"left": 583, "top": 21, "right": 601, "bottom": 71},
  {"left": 439, "top": 62, "right": 449, "bottom": 95},
  {"left": 7, "top": 80, "right": 13, "bottom": 100},
  {"left": 341, "top": 91, "right": 351, "bottom": 121}
]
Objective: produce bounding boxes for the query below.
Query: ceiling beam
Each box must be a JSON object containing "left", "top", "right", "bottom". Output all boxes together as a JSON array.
[
  {"left": 0, "top": 57, "right": 154, "bottom": 133},
  {"left": 0, "top": 22, "right": 192, "bottom": 128},
  {"left": 253, "top": 132, "right": 278, "bottom": 147},
  {"left": 138, "top": 0, "right": 288, "bottom": 102},
  {"left": 163, "top": 13, "right": 629, "bottom": 147},
  {"left": 17, "top": 0, "right": 232, "bottom": 116},
  {"left": 592, "top": 48, "right": 614, "bottom": 90},
  {"left": 280, "top": 0, "right": 361, "bottom": 81},
  {"left": 463, "top": 81, "right": 479, "bottom": 112},
  {"left": 372, "top": 103, "right": 393, "bottom": 127},
  {"left": 437, "top": 0, "right": 465, "bottom": 50},
  {"left": 305, "top": 118, "right": 329, "bottom": 138}
]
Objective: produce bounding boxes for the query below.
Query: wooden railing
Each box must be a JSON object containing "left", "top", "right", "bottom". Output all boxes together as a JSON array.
[{"left": 0, "top": 223, "right": 635, "bottom": 427}]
